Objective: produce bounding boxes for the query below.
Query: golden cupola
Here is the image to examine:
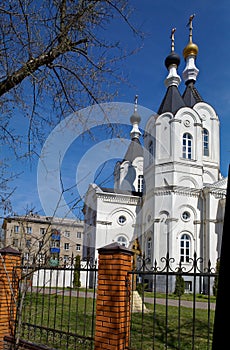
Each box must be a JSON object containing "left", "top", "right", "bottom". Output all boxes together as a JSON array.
[
  {"left": 182, "top": 14, "right": 199, "bottom": 84},
  {"left": 183, "top": 14, "right": 199, "bottom": 59}
]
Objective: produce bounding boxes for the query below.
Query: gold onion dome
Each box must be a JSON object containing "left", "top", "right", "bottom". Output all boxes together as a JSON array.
[
  {"left": 183, "top": 41, "right": 198, "bottom": 59},
  {"left": 183, "top": 14, "right": 198, "bottom": 59}
]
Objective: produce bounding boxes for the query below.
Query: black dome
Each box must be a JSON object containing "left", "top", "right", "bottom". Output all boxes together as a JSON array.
[{"left": 165, "top": 51, "right": 180, "bottom": 69}]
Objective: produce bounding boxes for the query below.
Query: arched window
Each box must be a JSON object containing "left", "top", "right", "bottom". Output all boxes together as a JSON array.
[
  {"left": 146, "top": 237, "right": 152, "bottom": 261},
  {"left": 180, "top": 234, "right": 191, "bottom": 263},
  {"left": 203, "top": 128, "right": 209, "bottom": 156},
  {"left": 182, "top": 133, "right": 192, "bottom": 159},
  {"left": 117, "top": 235, "right": 127, "bottom": 247},
  {"left": 138, "top": 175, "right": 144, "bottom": 193}
]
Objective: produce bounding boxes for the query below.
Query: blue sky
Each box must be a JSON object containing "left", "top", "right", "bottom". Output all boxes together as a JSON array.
[{"left": 3, "top": 0, "right": 230, "bottom": 219}]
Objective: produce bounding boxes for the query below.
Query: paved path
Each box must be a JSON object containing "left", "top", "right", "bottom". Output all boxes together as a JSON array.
[
  {"left": 144, "top": 297, "right": 216, "bottom": 310},
  {"left": 33, "top": 287, "right": 216, "bottom": 310}
]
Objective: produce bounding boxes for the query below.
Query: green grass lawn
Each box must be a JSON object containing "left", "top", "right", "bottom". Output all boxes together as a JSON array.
[
  {"left": 130, "top": 302, "right": 214, "bottom": 350},
  {"left": 18, "top": 291, "right": 215, "bottom": 350}
]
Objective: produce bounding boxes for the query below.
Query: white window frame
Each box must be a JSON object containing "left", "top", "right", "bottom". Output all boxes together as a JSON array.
[
  {"left": 203, "top": 128, "right": 209, "bottom": 156},
  {"left": 64, "top": 231, "right": 70, "bottom": 237},
  {"left": 180, "top": 234, "right": 191, "bottom": 263},
  {"left": 182, "top": 133, "right": 193, "bottom": 159},
  {"left": 64, "top": 243, "right": 70, "bottom": 250},
  {"left": 26, "top": 226, "right": 32, "bottom": 234},
  {"left": 14, "top": 225, "right": 19, "bottom": 233},
  {"left": 138, "top": 175, "right": 144, "bottom": 193}
]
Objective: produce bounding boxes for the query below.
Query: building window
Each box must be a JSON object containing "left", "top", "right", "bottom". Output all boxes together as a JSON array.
[
  {"left": 77, "top": 232, "right": 81, "bottom": 239},
  {"left": 64, "top": 243, "right": 70, "bottom": 250},
  {"left": 203, "top": 128, "right": 209, "bottom": 156},
  {"left": 51, "top": 240, "right": 60, "bottom": 248},
  {"left": 76, "top": 244, "right": 81, "bottom": 251},
  {"left": 185, "top": 281, "right": 192, "bottom": 293},
  {"left": 26, "top": 226, "right": 32, "bottom": 234},
  {"left": 14, "top": 225, "right": 19, "bottom": 233},
  {"left": 118, "top": 215, "right": 126, "bottom": 225},
  {"left": 13, "top": 239, "right": 18, "bottom": 247},
  {"left": 138, "top": 175, "right": 144, "bottom": 193},
  {"left": 117, "top": 235, "right": 127, "bottom": 247},
  {"left": 24, "top": 252, "right": 29, "bottom": 261},
  {"left": 26, "top": 239, "right": 31, "bottom": 248},
  {"left": 182, "top": 133, "right": 192, "bottom": 159},
  {"left": 64, "top": 231, "right": 70, "bottom": 237},
  {"left": 64, "top": 255, "right": 69, "bottom": 263},
  {"left": 146, "top": 237, "right": 152, "bottom": 262},
  {"left": 40, "top": 227, "right": 46, "bottom": 235},
  {"left": 180, "top": 234, "right": 190, "bottom": 263}
]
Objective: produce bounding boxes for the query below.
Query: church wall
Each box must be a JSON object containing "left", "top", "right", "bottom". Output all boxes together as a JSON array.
[
  {"left": 194, "top": 103, "right": 220, "bottom": 162},
  {"left": 93, "top": 194, "right": 140, "bottom": 260},
  {"left": 203, "top": 191, "right": 224, "bottom": 267}
]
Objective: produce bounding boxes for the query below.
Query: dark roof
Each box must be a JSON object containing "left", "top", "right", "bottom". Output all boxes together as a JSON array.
[
  {"left": 158, "top": 85, "right": 186, "bottom": 115},
  {"left": 123, "top": 138, "right": 143, "bottom": 163},
  {"left": 182, "top": 81, "right": 204, "bottom": 107},
  {"left": 0, "top": 246, "right": 21, "bottom": 255}
]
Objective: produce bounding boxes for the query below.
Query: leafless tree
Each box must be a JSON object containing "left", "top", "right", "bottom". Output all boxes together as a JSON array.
[{"left": 0, "top": 0, "right": 143, "bottom": 213}]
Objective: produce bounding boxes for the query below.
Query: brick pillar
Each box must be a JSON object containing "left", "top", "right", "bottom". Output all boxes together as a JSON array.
[
  {"left": 94, "top": 242, "right": 133, "bottom": 350},
  {"left": 0, "top": 247, "right": 21, "bottom": 350}
]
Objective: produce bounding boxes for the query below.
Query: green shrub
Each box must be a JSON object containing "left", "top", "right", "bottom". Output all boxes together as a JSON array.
[
  {"left": 213, "top": 259, "right": 220, "bottom": 297},
  {"left": 73, "top": 255, "right": 81, "bottom": 288},
  {"left": 174, "top": 274, "right": 185, "bottom": 297}
]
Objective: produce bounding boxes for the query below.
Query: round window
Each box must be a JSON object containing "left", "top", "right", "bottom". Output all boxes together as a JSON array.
[
  {"left": 118, "top": 215, "right": 126, "bottom": 224},
  {"left": 182, "top": 211, "right": 190, "bottom": 221}
]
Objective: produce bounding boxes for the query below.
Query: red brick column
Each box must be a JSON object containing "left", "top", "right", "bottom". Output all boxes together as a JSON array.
[
  {"left": 94, "top": 242, "right": 133, "bottom": 350},
  {"left": 0, "top": 247, "right": 21, "bottom": 350}
]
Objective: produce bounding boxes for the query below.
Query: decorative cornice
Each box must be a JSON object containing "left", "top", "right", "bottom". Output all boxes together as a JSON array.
[
  {"left": 169, "top": 118, "right": 182, "bottom": 124},
  {"left": 154, "top": 186, "right": 201, "bottom": 198},
  {"left": 96, "top": 220, "right": 112, "bottom": 225},
  {"left": 97, "top": 193, "right": 141, "bottom": 205}
]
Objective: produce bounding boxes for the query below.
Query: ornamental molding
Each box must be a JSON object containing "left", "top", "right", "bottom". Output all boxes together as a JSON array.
[
  {"left": 96, "top": 220, "right": 112, "bottom": 225},
  {"left": 97, "top": 193, "right": 141, "bottom": 205},
  {"left": 169, "top": 118, "right": 182, "bottom": 124},
  {"left": 154, "top": 186, "right": 201, "bottom": 198},
  {"left": 154, "top": 160, "right": 203, "bottom": 171},
  {"left": 194, "top": 122, "right": 202, "bottom": 127},
  {"left": 183, "top": 119, "right": 191, "bottom": 127}
]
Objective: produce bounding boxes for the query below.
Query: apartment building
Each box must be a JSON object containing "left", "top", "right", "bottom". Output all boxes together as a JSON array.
[{"left": 2, "top": 213, "right": 84, "bottom": 265}]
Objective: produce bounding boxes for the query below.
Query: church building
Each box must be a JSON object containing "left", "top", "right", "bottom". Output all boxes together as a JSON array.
[{"left": 83, "top": 18, "right": 227, "bottom": 292}]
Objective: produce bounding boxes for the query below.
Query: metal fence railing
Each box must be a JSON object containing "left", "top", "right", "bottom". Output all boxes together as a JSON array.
[
  {"left": 13, "top": 257, "right": 98, "bottom": 350},
  {"left": 127, "top": 253, "right": 217, "bottom": 350},
  {"left": 7, "top": 252, "right": 218, "bottom": 350}
]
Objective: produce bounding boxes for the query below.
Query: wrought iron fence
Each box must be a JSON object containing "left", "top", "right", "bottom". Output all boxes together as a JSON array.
[
  {"left": 9, "top": 252, "right": 218, "bottom": 350},
  {"left": 127, "top": 253, "right": 217, "bottom": 350},
  {"left": 13, "top": 256, "right": 98, "bottom": 350}
]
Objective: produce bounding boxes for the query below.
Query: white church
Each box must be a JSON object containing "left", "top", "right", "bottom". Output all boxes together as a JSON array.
[{"left": 83, "top": 19, "right": 227, "bottom": 292}]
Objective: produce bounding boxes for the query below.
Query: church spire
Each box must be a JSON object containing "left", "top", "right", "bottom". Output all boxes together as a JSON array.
[
  {"left": 130, "top": 95, "right": 141, "bottom": 141},
  {"left": 182, "top": 15, "right": 203, "bottom": 106},
  {"left": 164, "top": 28, "right": 181, "bottom": 88},
  {"left": 182, "top": 14, "right": 199, "bottom": 84},
  {"left": 158, "top": 28, "right": 185, "bottom": 115}
]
